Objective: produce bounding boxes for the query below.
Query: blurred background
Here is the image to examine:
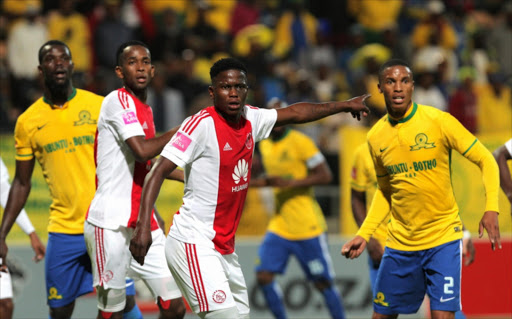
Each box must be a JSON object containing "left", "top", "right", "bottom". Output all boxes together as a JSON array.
[{"left": 0, "top": 0, "right": 511, "bottom": 318}]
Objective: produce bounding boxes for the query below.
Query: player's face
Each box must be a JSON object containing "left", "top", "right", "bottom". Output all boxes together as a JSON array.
[
  {"left": 116, "top": 45, "right": 155, "bottom": 93},
  {"left": 39, "top": 45, "right": 74, "bottom": 88},
  {"left": 209, "top": 69, "right": 248, "bottom": 123},
  {"left": 378, "top": 65, "right": 414, "bottom": 119}
]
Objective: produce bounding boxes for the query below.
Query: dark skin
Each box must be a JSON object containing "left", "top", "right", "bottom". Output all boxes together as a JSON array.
[
  {"left": 95, "top": 45, "right": 185, "bottom": 319},
  {"left": 341, "top": 64, "right": 500, "bottom": 319},
  {"left": 493, "top": 143, "right": 512, "bottom": 212},
  {"left": 129, "top": 68, "right": 369, "bottom": 265}
]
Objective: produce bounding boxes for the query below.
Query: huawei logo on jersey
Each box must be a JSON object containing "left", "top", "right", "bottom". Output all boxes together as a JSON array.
[{"left": 232, "top": 159, "right": 249, "bottom": 192}]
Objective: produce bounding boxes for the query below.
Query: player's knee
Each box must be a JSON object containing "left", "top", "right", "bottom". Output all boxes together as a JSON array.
[
  {"left": 372, "top": 312, "right": 398, "bottom": 319},
  {"left": 0, "top": 298, "right": 14, "bottom": 317},
  {"left": 49, "top": 302, "right": 75, "bottom": 319},
  {"left": 256, "top": 271, "right": 274, "bottom": 286},
  {"left": 158, "top": 296, "right": 186, "bottom": 319}
]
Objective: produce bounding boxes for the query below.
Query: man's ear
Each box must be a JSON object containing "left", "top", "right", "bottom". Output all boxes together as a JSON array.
[
  {"left": 115, "top": 66, "right": 124, "bottom": 80},
  {"left": 378, "top": 83, "right": 382, "bottom": 94}
]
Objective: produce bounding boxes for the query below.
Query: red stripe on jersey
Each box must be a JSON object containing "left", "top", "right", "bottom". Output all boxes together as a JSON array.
[
  {"left": 186, "top": 243, "right": 208, "bottom": 312},
  {"left": 122, "top": 91, "right": 159, "bottom": 231},
  {"left": 95, "top": 226, "right": 105, "bottom": 286},
  {"left": 118, "top": 90, "right": 129, "bottom": 109},
  {"left": 183, "top": 110, "right": 210, "bottom": 135},
  {"left": 182, "top": 109, "right": 207, "bottom": 132}
]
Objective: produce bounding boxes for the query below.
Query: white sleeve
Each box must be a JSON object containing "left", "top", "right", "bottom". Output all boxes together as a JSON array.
[
  {"left": 160, "top": 115, "right": 208, "bottom": 168},
  {"left": 103, "top": 91, "right": 145, "bottom": 142},
  {"left": 505, "top": 138, "right": 512, "bottom": 157},
  {"left": 244, "top": 106, "right": 277, "bottom": 143},
  {"left": 0, "top": 158, "right": 35, "bottom": 235},
  {"left": 306, "top": 152, "right": 326, "bottom": 169}
]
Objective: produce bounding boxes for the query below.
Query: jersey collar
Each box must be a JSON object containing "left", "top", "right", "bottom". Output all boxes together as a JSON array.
[
  {"left": 388, "top": 102, "right": 417, "bottom": 125},
  {"left": 43, "top": 87, "right": 77, "bottom": 109}
]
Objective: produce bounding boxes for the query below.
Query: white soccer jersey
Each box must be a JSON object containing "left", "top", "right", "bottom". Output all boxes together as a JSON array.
[
  {"left": 505, "top": 138, "right": 512, "bottom": 157},
  {"left": 87, "top": 88, "right": 159, "bottom": 231},
  {"left": 161, "top": 105, "right": 277, "bottom": 255}
]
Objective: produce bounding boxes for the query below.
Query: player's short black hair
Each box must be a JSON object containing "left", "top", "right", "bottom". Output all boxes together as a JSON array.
[
  {"left": 38, "top": 40, "right": 71, "bottom": 64},
  {"left": 378, "top": 59, "right": 412, "bottom": 80},
  {"left": 116, "top": 40, "right": 150, "bottom": 66},
  {"left": 210, "top": 58, "right": 248, "bottom": 81}
]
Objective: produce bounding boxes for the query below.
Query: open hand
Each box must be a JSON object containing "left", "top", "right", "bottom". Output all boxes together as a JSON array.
[
  {"left": 129, "top": 227, "right": 152, "bottom": 265},
  {"left": 478, "top": 211, "right": 501, "bottom": 251}
]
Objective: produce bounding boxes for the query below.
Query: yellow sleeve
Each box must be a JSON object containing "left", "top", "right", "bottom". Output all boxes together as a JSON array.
[
  {"left": 298, "top": 133, "right": 320, "bottom": 162},
  {"left": 14, "top": 115, "right": 34, "bottom": 160},
  {"left": 350, "top": 144, "right": 369, "bottom": 192},
  {"left": 442, "top": 112, "right": 500, "bottom": 212},
  {"left": 356, "top": 188, "right": 389, "bottom": 241}
]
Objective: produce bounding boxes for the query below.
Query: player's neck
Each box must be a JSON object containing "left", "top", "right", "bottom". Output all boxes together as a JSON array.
[
  {"left": 44, "top": 85, "right": 74, "bottom": 107},
  {"left": 124, "top": 86, "right": 147, "bottom": 103}
]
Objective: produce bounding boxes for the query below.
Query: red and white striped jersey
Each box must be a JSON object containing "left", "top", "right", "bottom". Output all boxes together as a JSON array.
[
  {"left": 161, "top": 105, "right": 277, "bottom": 254},
  {"left": 87, "top": 88, "right": 159, "bottom": 231}
]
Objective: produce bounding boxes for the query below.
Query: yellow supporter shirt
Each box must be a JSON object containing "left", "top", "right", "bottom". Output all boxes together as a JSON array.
[
  {"left": 259, "top": 129, "right": 327, "bottom": 240},
  {"left": 357, "top": 103, "right": 499, "bottom": 251},
  {"left": 350, "top": 143, "right": 388, "bottom": 248},
  {"left": 14, "top": 88, "right": 103, "bottom": 234}
]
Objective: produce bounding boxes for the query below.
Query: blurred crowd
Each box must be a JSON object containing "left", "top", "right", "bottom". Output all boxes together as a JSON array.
[{"left": 1, "top": 0, "right": 511, "bottom": 170}]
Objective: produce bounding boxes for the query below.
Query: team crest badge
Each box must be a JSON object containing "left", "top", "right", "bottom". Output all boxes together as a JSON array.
[
  {"left": 212, "top": 290, "right": 226, "bottom": 304},
  {"left": 74, "top": 110, "right": 97, "bottom": 126},
  {"left": 410, "top": 133, "right": 435, "bottom": 151},
  {"left": 245, "top": 133, "right": 253, "bottom": 150}
]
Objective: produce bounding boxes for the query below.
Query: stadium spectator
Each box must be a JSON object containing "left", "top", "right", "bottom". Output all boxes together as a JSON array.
[
  {"left": 84, "top": 40, "right": 185, "bottom": 319},
  {"left": 229, "top": 0, "right": 261, "bottom": 37},
  {"left": 342, "top": 59, "right": 501, "bottom": 318},
  {"left": 412, "top": 70, "right": 447, "bottom": 111},
  {"left": 129, "top": 57, "right": 369, "bottom": 319},
  {"left": 347, "top": 0, "right": 403, "bottom": 43},
  {"left": 252, "top": 97, "right": 346, "bottom": 319},
  {"left": 488, "top": 2, "right": 512, "bottom": 84},
  {"left": 411, "top": 0, "right": 458, "bottom": 51},
  {"left": 448, "top": 67, "right": 478, "bottom": 133},
  {"left": 475, "top": 71, "right": 512, "bottom": 134}
]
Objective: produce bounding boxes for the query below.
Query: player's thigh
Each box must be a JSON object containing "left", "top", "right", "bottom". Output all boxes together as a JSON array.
[
  {"left": 373, "top": 247, "right": 426, "bottom": 315},
  {"left": 294, "top": 233, "right": 336, "bottom": 282},
  {"left": 424, "top": 240, "right": 462, "bottom": 312},
  {"left": 255, "top": 232, "right": 291, "bottom": 274},
  {"left": 128, "top": 229, "right": 181, "bottom": 301},
  {"left": 165, "top": 236, "right": 237, "bottom": 314},
  {"left": 45, "top": 232, "right": 93, "bottom": 307},
  {"left": 84, "top": 222, "right": 131, "bottom": 290},
  {"left": 224, "top": 252, "right": 250, "bottom": 316}
]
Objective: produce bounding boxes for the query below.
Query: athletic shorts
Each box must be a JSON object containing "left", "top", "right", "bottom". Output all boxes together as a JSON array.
[
  {"left": 373, "top": 240, "right": 462, "bottom": 315},
  {"left": 165, "top": 235, "right": 250, "bottom": 316},
  {"left": 84, "top": 221, "right": 181, "bottom": 300},
  {"left": 255, "top": 232, "right": 336, "bottom": 282},
  {"left": 45, "top": 232, "right": 93, "bottom": 308},
  {"left": 0, "top": 267, "right": 13, "bottom": 299}
]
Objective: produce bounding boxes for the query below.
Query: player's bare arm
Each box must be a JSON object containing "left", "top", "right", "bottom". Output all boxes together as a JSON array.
[
  {"left": 493, "top": 144, "right": 512, "bottom": 204},
  {"left": 130, "top": 156, "right": 178, "bottom": 265},
  {"left": 125, "top": 128, "right": 177, "bottom": 162},
  {"left": 274, "top": 94, "right": 370, "bottom": 127},
  {"left": 0, "top": 159, "right": 36, "bottom": 265},
  {"left": 478, "top": 210, "right": 501, "bottom": 251}
]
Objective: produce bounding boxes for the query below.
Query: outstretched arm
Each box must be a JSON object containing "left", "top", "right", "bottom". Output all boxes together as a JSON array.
[
  {"left": 493, "top": 143, "right": 512, "bottom": 205},
  {"left": 130, "top": 156, "right": 178, "bottom": 265},
  {"left": 275, "top": 94, "right": 370, "bottom": 127},
  {"left": 125, "top": 126, "right": 180, "bottom": 162},
  {"left": 0, "top": 159, "right": 35, "bottom": 266}
]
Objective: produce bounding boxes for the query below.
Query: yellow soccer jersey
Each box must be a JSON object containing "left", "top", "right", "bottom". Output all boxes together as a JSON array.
[
  {"left": 358, "top": 102, "right": 499, "bottom": 251},
  {"left": 350, "top": 143, "right": 388, "bottom": 248},
  {"left": 14, "top": 88, "right": 103, "bottom": 234},
  {"left": 259, "top": 129, "right": 327, "bottom": 240}
]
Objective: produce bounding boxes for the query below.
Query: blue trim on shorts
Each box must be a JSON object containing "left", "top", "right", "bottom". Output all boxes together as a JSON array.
[
  {"left": 45, "top": 233, "right": 93, "bottom": 308},
  {"left": 373, "top": 240, "right": 462, "bottom": 315},
  {"left": 255, "top": 232, "right": 334, "bottom": 282}
]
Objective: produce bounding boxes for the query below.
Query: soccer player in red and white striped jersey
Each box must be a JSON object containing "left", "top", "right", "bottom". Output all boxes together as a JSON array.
[{"left": 130, "top": 57, "right": 369, "bottom": 319}]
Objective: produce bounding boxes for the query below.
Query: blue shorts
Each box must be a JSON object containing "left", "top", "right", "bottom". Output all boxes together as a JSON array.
[
  {"left": 373, "top": 240, "right": 462, "bottom": 315},
  {"left": 45, "top": 233, "right": 93, "bottom": 308},
  {"left": 255, "top": 232, "right": 335, "bottom": 282}
]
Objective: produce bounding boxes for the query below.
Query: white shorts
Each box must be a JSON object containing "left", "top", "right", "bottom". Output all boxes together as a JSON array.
[
  {"left": 165, "top": 235, "right": 249, "bottom": 316},
  {"left": 0, "top": 268, "right": 13, "bottom": 299},
  {"left": 84, "top": 221, "right": 181, "bottom": 300}
]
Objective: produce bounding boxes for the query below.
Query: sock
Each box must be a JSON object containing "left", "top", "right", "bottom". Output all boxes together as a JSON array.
[
  {"left": 321, "top": 285, "right": 345, "bottom": 319},
  {"left": 261, "top": 281, "right": 286, "bottom": 319},
  {"left": 122, "top": 305, "right": 142, "bottom": 319},
  {"left": 454, "top": 310, "right": 466, "bottom": 319},
  {"left": 100, "top": 311, "right": 113, "bottom": 319}
]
